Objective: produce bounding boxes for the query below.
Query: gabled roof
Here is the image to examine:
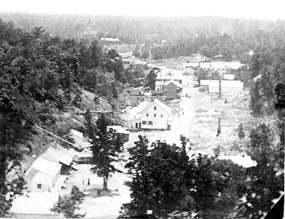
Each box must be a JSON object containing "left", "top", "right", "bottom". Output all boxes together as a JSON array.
[
  {"left": 152, "top": 99, "right": 172, "bottom": 115},
  {"left": 28, "top": 156, "right": 61, "bottom": 177},
  {"left": 163, "top": 80, "right": 183, "bottom": 88},
  {"left": 125, "top": 99, "right": 172, "bottom": 118},
  {"left": 42, "top": 144, "right": 74, "bottom": 166},
  {"left": 127, "top": 101, "right": 150, "bottom": 117},
  {"left": 138, "top": 99, "right": 172, "bottom": 115}
]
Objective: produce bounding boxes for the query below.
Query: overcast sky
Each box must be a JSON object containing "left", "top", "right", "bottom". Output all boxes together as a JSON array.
[{"left": 0, "top": 0, "right": 284, "bottom": 20}]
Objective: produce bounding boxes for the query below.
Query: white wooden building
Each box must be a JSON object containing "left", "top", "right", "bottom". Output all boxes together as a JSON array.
[
  {"left": 69, "top": 129, "right": 92, "bottom": 149},
  {"left": 121, "top": 99, "right": 173, "bottom": 130},
  {"left": 200, "top": 80, "right": 244, "bottom": 95},
  {"left": 25, "top": 156, "right": 61, "bottom": 192}
]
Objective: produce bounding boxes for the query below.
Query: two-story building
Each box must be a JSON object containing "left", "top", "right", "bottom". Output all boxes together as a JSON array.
[{"left": 121, "top": 99, "right": 173, "bottom": 130}]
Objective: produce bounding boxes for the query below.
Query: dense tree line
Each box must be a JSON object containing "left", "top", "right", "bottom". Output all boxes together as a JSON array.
[
  {"left": 134, "top": 22, "right": 285, "bottom": 63},
  {"left": 120, "top": 124, "right": 284, "bottom": 218},
  {"left": 121, "top": 136, "right": 245, "bottom": 218},
  {"left": 0, "top": 14, "right": 281, "bottom": 43}
]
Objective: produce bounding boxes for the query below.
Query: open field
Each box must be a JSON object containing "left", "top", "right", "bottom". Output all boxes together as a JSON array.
[
  {"left": 63, "top": 164, "right": 132, "bottom": 219},
  {"left": 147, "top": 54, "right": 207, "bottom": 69}
]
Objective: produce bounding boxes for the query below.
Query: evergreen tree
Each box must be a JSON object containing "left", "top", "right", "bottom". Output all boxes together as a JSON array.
[
  {"left": 51, "top": 186, "right": 85, "bottom": 218},
  {"left": 260, "top": 71, "right": 275, "bottom": 113},
  {"left": 85, "top": 113, "right": 124, "bottom": 190},
  {"left": 144, "top": 68, "right": 158, "bottom": 91},
  {"left": 122, "top": 139, "right": 190, "bottom": 217},
  {"left": 121, "top": 136, "right": 245, "bottom": 218},
  {"left": 250, "top": 80, "right": 263, "bottom": 114}
]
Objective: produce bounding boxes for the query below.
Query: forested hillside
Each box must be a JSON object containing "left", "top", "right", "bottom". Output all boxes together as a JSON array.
[{"left": 0, "top": 19, "right": 127, "bottom": 215}]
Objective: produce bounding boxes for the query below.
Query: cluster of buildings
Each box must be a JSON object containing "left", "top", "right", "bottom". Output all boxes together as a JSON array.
[
  {"left": 123, "top": 68, "right": 184, "bottom": 130},
  {"left": 24, "top": 126, "right": 129, "bottom": 193},
  {"left": 155, "top": 69, "right": 183, "bottom": 100},
  {"left": 25, "top": 144, "right": 75, "bottom": 193},
  {"left": 129, "top": 68, "right": 184, "bottom": 101},
  {"left": 184, "top": 61, "right": 244, "bottom": 73},
  {"left": 184, "top": 61, "right": 245, "bottom": 96}
]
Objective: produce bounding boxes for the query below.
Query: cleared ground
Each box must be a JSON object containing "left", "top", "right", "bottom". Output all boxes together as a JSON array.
[
  {"left": 67, "top": 71, "right": 256, "bottom": 218},
  {"left": 128, "top": 74, "right": 254, "bottom": 156},
  {"left": 63, "top": 164, "right": 132, "bottom": 219},
  {"left": 12, "top": 58, "right": 256, "bottom": 219}
]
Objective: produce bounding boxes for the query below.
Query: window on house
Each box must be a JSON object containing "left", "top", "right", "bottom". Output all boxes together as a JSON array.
[
  {"left": 154, "top": 106, "right": 157, "bottom": 110},
  {"left": 154, "top": 114, "right": 156, "bottom": 117},
  {"left": 146, "top": 113, "right": 149, "bottom": 117},
  {"left": 148, "top": 121, "right": 153, "bottom": 125},
  {"left": 142, "top": 121, "right": 147, "bottom": 125},
  {"left": 37, "top": 184, "right": 42, "bottom": 189}
]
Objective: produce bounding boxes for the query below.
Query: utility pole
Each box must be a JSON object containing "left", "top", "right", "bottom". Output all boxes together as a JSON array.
[
  {"left": 219, "top": 77, "right": 222, "bottom": 98},
  {"left": 218, "top": 70, "right": 223, "bottom": 98},
  {"left": 216, "top": 116, "right": 221, "bottom": 137}
]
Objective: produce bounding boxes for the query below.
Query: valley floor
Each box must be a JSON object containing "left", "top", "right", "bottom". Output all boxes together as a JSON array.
[{"left": 12, "top": 62, "right": 256, "bottom": 219}]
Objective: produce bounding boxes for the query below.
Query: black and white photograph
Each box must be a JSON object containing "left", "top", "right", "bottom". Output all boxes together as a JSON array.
[{"left": 0, "top": 0, "right": 284, "bottom": 218}]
